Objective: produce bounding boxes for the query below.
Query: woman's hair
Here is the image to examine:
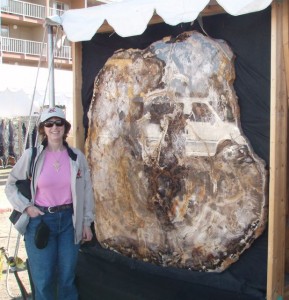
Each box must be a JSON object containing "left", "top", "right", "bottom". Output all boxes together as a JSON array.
[{"left": 38, "top": 119, "right": 70, "bottom": 141}]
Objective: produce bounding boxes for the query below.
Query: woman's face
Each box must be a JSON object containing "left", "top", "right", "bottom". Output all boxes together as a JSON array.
[{"left": 43, "top": 117, "right": 65, "bottom": 142}]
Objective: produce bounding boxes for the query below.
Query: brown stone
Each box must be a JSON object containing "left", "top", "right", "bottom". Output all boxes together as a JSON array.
[{"left": 86, "top": 31, "right": 268, "bottom": 272}]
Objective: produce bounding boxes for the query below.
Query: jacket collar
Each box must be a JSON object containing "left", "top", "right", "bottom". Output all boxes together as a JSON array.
[{"left": 41, "top": 140, "right": 77, "bottom": 161}]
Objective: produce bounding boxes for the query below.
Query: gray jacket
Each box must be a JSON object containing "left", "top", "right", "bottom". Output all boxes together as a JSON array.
[{"left": 5, "top": 143, "right": 95, "bottom": 244}]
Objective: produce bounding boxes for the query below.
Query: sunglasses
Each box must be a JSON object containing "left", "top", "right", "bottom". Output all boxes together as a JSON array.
[{"left": 44, "top": 120, "right": 65, "bottom": 127}]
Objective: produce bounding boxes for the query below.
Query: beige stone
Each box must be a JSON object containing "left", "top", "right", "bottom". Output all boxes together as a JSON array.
[{"left": 86, "top": 31, "right": 268, "bottom": 272}]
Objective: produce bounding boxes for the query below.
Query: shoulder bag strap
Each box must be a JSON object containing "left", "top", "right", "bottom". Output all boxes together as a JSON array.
[{"left": 28, "top": 147, "right": 37, "bottom": 179}]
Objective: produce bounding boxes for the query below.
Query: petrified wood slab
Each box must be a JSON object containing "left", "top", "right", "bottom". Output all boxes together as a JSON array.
[{"left": 86, "top": 31, "right": 268, "bottom": 272}]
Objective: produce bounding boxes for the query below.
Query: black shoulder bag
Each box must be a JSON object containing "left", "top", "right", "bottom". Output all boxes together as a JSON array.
[{"left": 9, "top": 147, "right": 37, "bottom": 225}]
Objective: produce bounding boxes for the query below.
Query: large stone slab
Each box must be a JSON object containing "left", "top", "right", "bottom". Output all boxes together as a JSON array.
[{"left": 86, "top": 31, "right": 268, "bottom": 272}]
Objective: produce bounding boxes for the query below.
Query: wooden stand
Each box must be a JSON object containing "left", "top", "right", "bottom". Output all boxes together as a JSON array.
[{"left": 70, "top": 1, "right": 289, "bottom": 299}]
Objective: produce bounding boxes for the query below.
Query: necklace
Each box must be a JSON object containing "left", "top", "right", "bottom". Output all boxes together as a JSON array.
[{"left": 51, "top": 150, "right": 64, "bottom": 172}]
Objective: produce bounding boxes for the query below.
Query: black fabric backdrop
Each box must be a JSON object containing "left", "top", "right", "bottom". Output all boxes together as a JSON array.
[{"left": 78, "top": 7, "right": 270, "bottom": 300}]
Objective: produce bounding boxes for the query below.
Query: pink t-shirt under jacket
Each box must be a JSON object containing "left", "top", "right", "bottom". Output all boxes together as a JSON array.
[{"left": 35, "top": 149, "right": 72, "bottom": 207}]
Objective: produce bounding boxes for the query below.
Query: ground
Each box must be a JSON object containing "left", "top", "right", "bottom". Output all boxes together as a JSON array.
[{"left": 0, "top": 168, "right": 32, "bottom": 299}]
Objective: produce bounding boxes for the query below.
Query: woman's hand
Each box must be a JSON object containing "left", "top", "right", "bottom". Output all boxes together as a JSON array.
[
  {"left": 25, "top": 206, "right": 44, "bottom": 218},
  {"left": 82, "top": 225, "right": 93, "bottom": 242}
]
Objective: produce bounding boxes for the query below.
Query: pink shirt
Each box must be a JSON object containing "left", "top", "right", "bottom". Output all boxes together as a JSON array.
[{"left": 35, "top": 149, "right": 72, "bottom": 207}]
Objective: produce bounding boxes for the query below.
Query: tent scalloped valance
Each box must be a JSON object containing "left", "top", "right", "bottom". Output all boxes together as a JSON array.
[{"left": 55, "top": 0, "right": 273, "bottom": 41}]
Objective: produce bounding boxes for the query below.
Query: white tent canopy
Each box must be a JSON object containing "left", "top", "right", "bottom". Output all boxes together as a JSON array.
[
  {"left": 55, "top": 0, "right": 273, "bottom": 41},
  {"left": 0, "top": 64, "right": 72, "bottom": 118}
]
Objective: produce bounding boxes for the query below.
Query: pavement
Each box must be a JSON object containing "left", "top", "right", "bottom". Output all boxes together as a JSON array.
[
  {"left": 0, "top": 168, "right": 13, "bottom": 213},
  {"left": 0, "top": 167, "right": 32, "bottom": 299}
]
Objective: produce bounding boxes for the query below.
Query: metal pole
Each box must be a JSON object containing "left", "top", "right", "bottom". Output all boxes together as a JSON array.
[
  {"left": 47, "top": 25, "right": 55, "bottom": 107},
  {"left": 0, "top": 0, "right": 2, "bottom": 65}
]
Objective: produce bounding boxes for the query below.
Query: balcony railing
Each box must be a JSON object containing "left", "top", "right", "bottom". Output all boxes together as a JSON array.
[
  {"left": 1, "top": 0, "right": 65, "bottom": 20},
  {"left": 0, "top": 37, "right": 72, "bottom": 60},
  {"left": 49, "top": 7, "right": 65, "bottom": 17}
]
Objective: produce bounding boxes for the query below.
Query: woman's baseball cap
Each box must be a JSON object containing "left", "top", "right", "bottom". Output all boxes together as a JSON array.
[{"left": 40, "top": 107, "right": 71, "bottom": 130}]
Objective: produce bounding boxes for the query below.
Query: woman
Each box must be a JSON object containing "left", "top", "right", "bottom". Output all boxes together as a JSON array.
[{"left": 5, "top": 107, "right": 95, "bottom": 299}]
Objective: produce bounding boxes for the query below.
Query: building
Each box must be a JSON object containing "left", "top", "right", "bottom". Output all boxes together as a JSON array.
[
  {"left": 0, "top": 0, "right": 115, "bottom": 69},
  {"left": 0, "top": 0, "right": 75, "bottom": 117},
  {"left": 0, "top": 0, "right": 114, "bottom": 116},
  {"left": 0, "top": 0, "right": 72, "bottom": 68}
]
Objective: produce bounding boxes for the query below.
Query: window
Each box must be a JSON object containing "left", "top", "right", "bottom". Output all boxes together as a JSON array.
[
  {"left": 54, "top": 1, "right": 65, "bottom": 10},
  {"left": 52, "top": 1, "right": 69, "bottom": 16},
  {"left": 1, "top": 25, "right": 9, "bottom": 37},
  {"left": 191, "top": 103, "right": 215, "bottom": 123}
]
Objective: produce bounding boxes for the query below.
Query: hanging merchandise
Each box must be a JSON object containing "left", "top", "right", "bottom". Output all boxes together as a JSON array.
[{"left": 0, "top": 120, "right": 5, "bottom": 168}]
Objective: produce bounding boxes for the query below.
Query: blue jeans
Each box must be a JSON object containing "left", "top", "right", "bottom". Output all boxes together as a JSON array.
[{"left": 25, "top": 208, "right": 80, "bottom": 300}]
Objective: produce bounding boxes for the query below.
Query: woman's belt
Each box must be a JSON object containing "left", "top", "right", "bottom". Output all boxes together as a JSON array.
[{"left": 35, "top": 203, "right": 73, "bottom": 214}]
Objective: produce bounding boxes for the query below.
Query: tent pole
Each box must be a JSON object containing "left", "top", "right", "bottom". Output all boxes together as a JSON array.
[
  {"left": 47, "top": 25, "right": 55, "bottom": 108},
  {"left": 267, "top": 1, "right": 288, "bottom": 299}
]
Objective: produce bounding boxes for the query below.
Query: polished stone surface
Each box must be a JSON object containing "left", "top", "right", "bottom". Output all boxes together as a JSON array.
[{"left": 86, "top": 31, "right": 268, "bottom": 272}]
